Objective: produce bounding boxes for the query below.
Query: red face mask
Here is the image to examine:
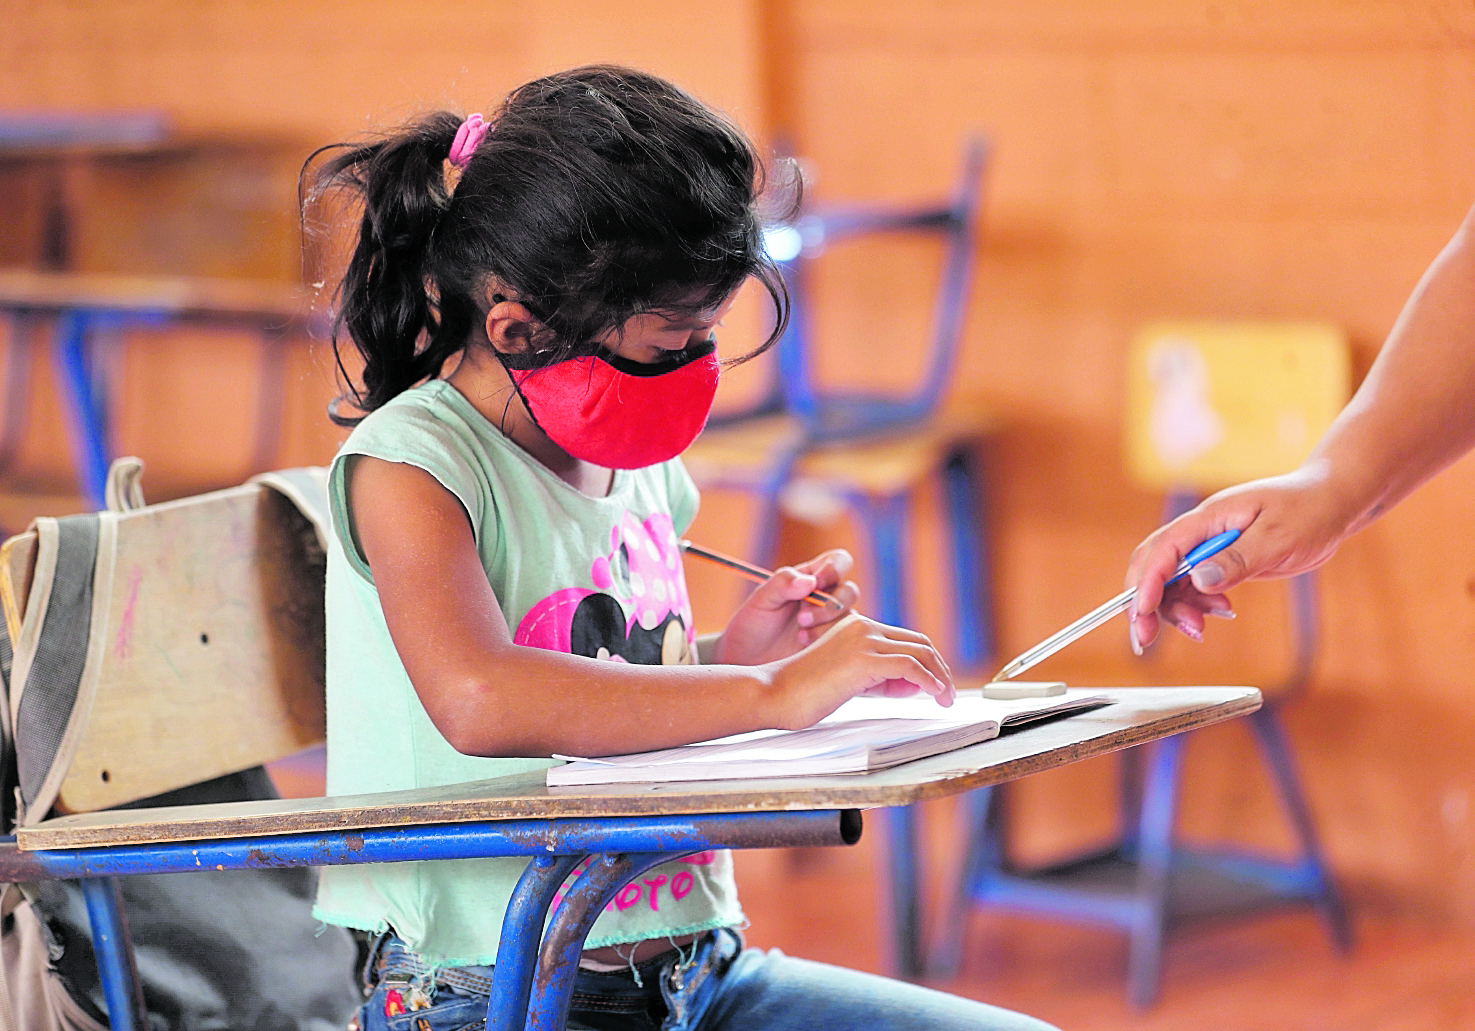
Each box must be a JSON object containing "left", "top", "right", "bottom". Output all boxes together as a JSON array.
[{"left": 505, "top": 341, "right": 720, "bottom": 469}]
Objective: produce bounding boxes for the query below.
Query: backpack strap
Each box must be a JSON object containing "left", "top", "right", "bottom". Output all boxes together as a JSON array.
[
  {"left": 249, "top": 467, "right": 330, "bottom": 554},
  {"left": 8, "top": 513, "right": 113, "bottom": 828},
  {"left": 102, "top": 457, "right": 145, "bottom": 516}
]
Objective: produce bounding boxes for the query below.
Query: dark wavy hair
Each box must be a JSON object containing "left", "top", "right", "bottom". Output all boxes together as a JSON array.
[{"left": 302, "top": 65, "right": 794, "bottom": 425}]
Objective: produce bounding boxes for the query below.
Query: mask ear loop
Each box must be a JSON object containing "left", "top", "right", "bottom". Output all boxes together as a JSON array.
[
  {"left": 483, "top": 294, "right": 541, "bottom": 438},
  {"left": 489, "top": 351, "right": 551, "bottom": 440}
]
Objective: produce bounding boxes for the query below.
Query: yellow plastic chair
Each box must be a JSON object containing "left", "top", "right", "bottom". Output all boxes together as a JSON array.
[
  {"left": 939, "top": 320, "right": 1354, "bottom": 1006},
  {"left": 1125, "top": 319, "right": 1351, "bottom": 491}
]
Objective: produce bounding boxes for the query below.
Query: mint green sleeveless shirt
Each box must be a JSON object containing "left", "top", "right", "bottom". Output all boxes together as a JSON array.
[{"left": 312, "top": 379, "right": 744, "bottom": 966}]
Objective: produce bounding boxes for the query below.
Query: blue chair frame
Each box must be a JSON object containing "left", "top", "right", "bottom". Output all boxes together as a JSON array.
[
  {"left": 700, "top": 138, "right": 992, "bottom": 979},
  {"left": 935, "top": 492, "right": 1351, "bottom": 1005},
  {"left": 720, "top": 136, "right": 988, "bottom": 443},
  {"left": 0, "top": 295, "right": 306, "bottom": 511},
  {"left": 709, "top": 135, "right": 990, "bottom": 563}
]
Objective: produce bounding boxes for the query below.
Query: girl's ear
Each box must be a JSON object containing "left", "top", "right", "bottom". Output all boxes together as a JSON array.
[{"left": 484, "top": 298, "right": 541, "bottom": 356}]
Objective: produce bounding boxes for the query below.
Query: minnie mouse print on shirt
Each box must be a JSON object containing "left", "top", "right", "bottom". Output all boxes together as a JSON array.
[{"left": 513, "top": 511, "right": 696, "bottom": 667}]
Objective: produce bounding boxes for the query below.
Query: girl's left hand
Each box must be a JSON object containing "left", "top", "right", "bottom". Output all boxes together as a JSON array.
[{"left": 710, "top": 549, "right": 860, "bottom": 666}]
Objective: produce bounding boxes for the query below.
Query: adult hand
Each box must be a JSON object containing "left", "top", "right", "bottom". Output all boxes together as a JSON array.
[
  {"left": 1125, "top": 465, "right": 1362, "bottom": 649},
  {"left": 710, "top": 549, "right": 860, "bottom": 666}
]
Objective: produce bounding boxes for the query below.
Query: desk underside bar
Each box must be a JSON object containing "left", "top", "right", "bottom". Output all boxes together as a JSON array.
[{"left": 0, "top": 810, "right": 862, "bottom": 882}]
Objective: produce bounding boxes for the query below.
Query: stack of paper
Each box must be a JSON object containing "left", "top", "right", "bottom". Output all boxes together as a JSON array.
[{"left": 546, "top": 689, "right": 1112, "bottom": 786}]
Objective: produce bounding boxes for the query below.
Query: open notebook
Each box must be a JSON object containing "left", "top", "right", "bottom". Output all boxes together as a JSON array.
[{"left": 546, "top": 689, "right": 1113, "bottom": 786}]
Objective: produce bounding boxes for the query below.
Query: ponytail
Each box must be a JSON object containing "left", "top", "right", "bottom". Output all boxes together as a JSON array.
[
  {"left": 306, "top": 112, "right": 476, "bottom": 425},
  {"left": 305, "top": 66, "right": 793, "bottom": 426}
]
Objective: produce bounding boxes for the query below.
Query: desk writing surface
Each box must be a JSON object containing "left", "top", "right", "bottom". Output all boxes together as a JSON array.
[
  {"left": 18, "top": 687, "right": 1259, "bottom": 850},
  {"left": 0, "top": 270, "right": 313, "bottom": 324}
]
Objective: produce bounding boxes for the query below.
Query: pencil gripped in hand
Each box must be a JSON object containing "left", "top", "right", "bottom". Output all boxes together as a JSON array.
[{"left": 678, "top": 540, "right": 845, "bottom": 610}]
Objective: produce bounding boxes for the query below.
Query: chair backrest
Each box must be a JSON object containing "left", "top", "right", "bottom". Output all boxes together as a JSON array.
[
  {"left": 0, "top": 464, "right": 328, "bottom": 818},
  {"left": 0, "top": 464, "right": 362, "bottom": 1031},
  {"left": 1124, "top": 320, "right": 1352, "bottom": 492},
  {"left": 726, "top": 136, "right": 988, "bottom": 439}
]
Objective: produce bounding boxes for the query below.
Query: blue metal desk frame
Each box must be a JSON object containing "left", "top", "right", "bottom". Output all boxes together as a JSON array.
[{"left": 0, "top": 809, "right": 860, "bottom": 1031}]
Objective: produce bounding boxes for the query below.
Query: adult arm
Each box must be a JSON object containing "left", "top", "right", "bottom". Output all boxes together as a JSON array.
[
  {"left": 1127, "top": 200, "right": 1475, "bottom": 647},
  {"left": 347, "top": 457, "right": 952, "bottom": 757}
]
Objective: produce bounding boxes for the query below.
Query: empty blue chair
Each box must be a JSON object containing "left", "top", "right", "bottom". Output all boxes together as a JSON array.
[
  {"left": 684, "top": 138, "right": 993, "bottom": 977},
  {"left": 935, "top": 321, "right": 1355, "bottom": 1005}
]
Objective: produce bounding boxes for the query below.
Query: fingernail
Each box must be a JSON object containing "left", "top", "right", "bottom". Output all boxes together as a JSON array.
[
  {"left": 1129, "top": 619, "right": 1143, "bottom": 656},
  {"left": 1175, "top": 619, "right": 1203, "bottom": 642},
  {"left": 1208, "top": 608, "right": 1236, "bottom": 620},
  {"left": 1190, "top": 562, "right": 1224, "bottom": 590}
]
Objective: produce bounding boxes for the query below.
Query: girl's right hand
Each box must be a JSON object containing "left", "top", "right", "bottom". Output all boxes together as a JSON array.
[{"left": 765, "top": 613, "right": 955, "bottom": 730}]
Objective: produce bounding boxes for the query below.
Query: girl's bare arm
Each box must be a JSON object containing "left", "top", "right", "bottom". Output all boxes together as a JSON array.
[{"left": 348, "top": 457, "right": 952, "bottom": 758}]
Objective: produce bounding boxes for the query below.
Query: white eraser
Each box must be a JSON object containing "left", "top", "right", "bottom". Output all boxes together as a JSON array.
[{"left": 978, "top": 681, "right": 1068, "bottom": 700}]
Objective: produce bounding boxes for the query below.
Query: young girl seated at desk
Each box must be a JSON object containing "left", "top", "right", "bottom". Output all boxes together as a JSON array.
[{"left": 310, "top": 65, "right": 1054, "bottom": 1031}]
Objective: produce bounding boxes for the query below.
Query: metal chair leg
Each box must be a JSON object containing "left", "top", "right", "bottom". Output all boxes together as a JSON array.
[
  {"left": 882, "top": 804, "right": 924, "bottom": 979},
  {"left": 1249, "top": 704, "right": 1352, "bottom": 952},
  {"left": 929, "top": 784, "right": 997, "bottom": 978},
  {"left": 855, "top": 488, "right": 925, "bottom": 977},
  {"left": 54, "top": 312, "right": 111, "bottom": 510},
  {"left": 942, "top": 446, "right": 993, "bottom": 666},
  {"left": 80, "top": 877, "right": 145, "bottom": 1031},
  {"left": 858, "top": 490, "right": 909, "bottom": 629},
  {"left": 1119, "top": 747, "right": 1146, "bottom": 858},
  {"left": 1127, "top": 733, "right": 1184, "bottom": 1008}
]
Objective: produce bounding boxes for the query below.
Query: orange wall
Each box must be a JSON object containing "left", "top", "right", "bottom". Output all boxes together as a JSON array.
[
  {"left": 5, "top": 0, "right": 1475, "bottom": 921},
  {"left": 0, "top": 0, "right": 768, "bottom": 493},
  {"left": 768, "top": 0, "right": 1475, "bottom": 924},
  {"left": 0, "top": 0, "right": 766, "bottom": 140}
]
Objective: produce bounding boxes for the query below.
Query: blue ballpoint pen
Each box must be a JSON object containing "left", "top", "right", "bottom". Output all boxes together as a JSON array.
[{"left": 992, "top": 529, "right": 1243, "bottom": 682}]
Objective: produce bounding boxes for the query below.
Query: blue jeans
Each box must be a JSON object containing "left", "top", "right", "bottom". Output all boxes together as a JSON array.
[{"left": 355, "top": 930, "right": 1058, "bottom": 1031}]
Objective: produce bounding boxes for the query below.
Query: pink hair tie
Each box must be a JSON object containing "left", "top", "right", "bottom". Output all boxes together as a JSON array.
[{"left": 448, "top": 113, "right": 491, "bottom": 167}]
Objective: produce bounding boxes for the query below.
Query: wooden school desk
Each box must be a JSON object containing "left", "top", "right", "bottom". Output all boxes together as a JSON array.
[
  {"left": 0, "top": 686, "right": 1259, "bottom": 1031},
  {"left": 0, "top": 270, "right": 323, "bottom": 509}
]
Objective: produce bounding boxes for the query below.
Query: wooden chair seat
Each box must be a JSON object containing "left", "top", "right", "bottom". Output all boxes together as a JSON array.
[{"left": 686, "top": 408, "right": 999, "bottom": 499}]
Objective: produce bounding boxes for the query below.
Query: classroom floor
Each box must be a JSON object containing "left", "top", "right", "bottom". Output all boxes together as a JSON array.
[
  {"left": 732, "top": 842, "right": 1475, "bottom": 1031},
  {"left": 266, "top": 751, "right": 1475, "bottom": 1031}
]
